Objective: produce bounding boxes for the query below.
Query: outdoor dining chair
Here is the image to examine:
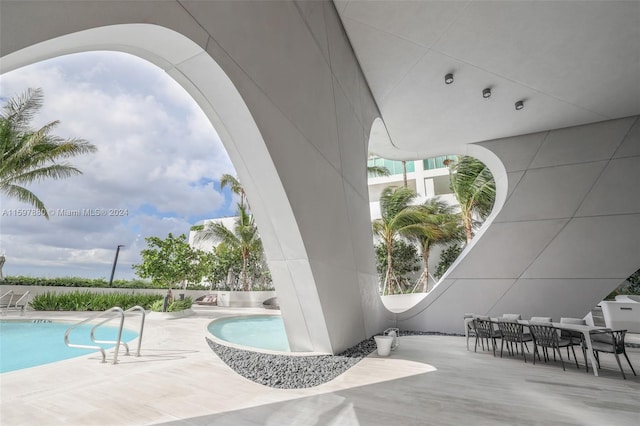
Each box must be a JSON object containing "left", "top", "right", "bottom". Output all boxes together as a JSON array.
[
  {"left": 559, "top": 317, "right": 589, "bottom": 370},
  {"left": 589, "top": 329, "right": 637, "bottom": 380},
  {"left": 528, "top": 323, "right": 580, "bottom": 371},
  {"left": 473, "top": 318, "right": 501, "bottom": 356},
  {"left": 496, "top": 320, "right": 532, "bottom": 362}
]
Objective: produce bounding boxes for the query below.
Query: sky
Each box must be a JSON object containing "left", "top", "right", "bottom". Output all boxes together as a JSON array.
[{"left": 0, "top": 51, "right": 238, "bottom": 280}]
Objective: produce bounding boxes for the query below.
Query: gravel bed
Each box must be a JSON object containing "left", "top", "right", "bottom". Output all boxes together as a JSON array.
[{"left": 206, "top": 331, "right": 462, "bottom": 389}]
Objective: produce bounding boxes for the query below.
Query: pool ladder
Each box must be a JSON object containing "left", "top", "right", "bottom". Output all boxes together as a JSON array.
[{"left": 64, "top": 306, "right": 146, "bottom": 365}]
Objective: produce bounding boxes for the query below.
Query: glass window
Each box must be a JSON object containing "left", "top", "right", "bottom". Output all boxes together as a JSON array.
[{"left": 423, "top": 155, "right": 458, "bottom": 171}]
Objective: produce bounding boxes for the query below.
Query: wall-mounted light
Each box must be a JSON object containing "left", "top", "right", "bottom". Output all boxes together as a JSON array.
[
  {"left": 515, "top": 100, "right": 524, "bottom": 110},
  {"left": 444, "top": 73, "right": 454, "bottom": 84},
  {"left": 482, "top": 88, "right": 491, "bottom": 99}
]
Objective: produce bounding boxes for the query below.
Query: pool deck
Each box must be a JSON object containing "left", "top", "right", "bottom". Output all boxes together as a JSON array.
[{"left": 1, "top": 307, "right": 639, "bottom": 425}]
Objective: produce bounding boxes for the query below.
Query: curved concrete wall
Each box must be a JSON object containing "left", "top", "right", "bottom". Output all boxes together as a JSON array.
[
  {"left": 399, "top": 116, "right": 640, "bottom": 332},
  {"left": 0, "top": 0, "right": 391, "bottom": 353}
]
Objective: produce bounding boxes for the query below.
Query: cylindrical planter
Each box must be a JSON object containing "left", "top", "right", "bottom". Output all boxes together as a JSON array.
[
  {"left": 217, "top": 291, "right": 230, "bottom": 307},
  {"left": 374, "top": 335, "right": 394, "bottom": 357}
]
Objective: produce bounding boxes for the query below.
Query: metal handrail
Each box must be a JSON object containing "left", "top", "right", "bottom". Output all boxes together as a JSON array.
[
  {"left": 64, "top": 307, "right": 125, "bottom": 364},
  {"left": 90, "top": 313, "right": 130, "bottom": 357},
  {"left": 64, "top": 305, "right": 146, "bottom": 364},
  {"left": 124, "top": 305, "right": 146, "bottom": 357},
  {"left": 88, "top": 305, "right": 147, "bottom": 357}
]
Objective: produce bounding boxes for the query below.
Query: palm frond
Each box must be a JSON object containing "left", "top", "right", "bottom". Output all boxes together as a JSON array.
[
  {"left": 2, "top": 163, "right": 82, "bottom": 186},
  {"left": 1, "top": 88, "right": 44, "bottom": 129},
  {"left": 448, "top": 156, "right": 496, "bottom": 241},
  {"left": 0, "top": 184, "right": 48, "bottom": 218},
  {"left": 379, "top": 186, "right": 417, "bottom": 220},
  {"left": 367, "top": 165, "right": 391, "bottom": 177},
  {"left": 0, "top": 88, "right": 97, "bottom": 215}
]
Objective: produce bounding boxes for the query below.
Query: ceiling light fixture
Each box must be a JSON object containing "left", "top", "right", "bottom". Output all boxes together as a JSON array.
[
  {"left": 444, "top": 73, "right": 454, "bottom": 84},
  {"left": 482, "top": 88, "right": 491, "bottom": 99},
  {"left": 515, "top": 100, "right": 524, "bottom": 110}
]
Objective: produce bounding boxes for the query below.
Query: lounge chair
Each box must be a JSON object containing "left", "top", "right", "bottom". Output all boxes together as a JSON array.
[
  {"left": 0, "top": 291, "right": 30, "bottom": 315},
  {"left": 195, "top": 294, "right": 217, "bottom": 306}
]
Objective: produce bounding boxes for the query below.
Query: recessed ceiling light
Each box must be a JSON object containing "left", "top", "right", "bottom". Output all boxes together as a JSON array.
[
  {"left": 482, "top": 88, "right": 491, "bottom": 99},
  {"left": 445, "top": 73, "right": 454, "bottom": 84},
  {"left": 515, "top": 100, "right": 524, "bottom": 110}
]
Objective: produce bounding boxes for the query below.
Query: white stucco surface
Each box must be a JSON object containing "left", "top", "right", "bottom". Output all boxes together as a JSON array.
[
  {"left": 1, "top": 1, "right": 639, "bottom": 350},
  {"left": 0, "top": 1, "right": 390, "bottom": 354}
]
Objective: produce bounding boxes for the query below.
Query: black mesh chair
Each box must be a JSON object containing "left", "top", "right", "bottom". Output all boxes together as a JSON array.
[
  {"left": 496, "top": 320, "right": 532, "bottom": 362},
  {"left": 559, "top": 317, "right": 589, "bottom": 371},
  {"left": 528, "top": 323, "right": 580, "bottom": 371},
  {"left": 589, "top": 329, "right": 636, "bottom": 380},
  {"left": 473, "top": 319, "right": 501, "bottom": 356}
]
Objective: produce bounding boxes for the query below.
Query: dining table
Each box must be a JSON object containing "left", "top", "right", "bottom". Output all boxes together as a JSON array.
[
  {"left": 464, "top": 317, "right": 609, "bottom": 376},
  {"left": 521, "top": 320, "right": 607, "bottom": 377}
]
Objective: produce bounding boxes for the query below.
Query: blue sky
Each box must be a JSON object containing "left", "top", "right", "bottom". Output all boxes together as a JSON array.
[{"left": 0, "top": 51, "right": 238, "bottom": 279}]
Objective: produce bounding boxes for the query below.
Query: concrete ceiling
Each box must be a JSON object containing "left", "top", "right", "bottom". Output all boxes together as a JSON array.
[{"left": 336, "top": 0, "right": 640, "bottom": 159}]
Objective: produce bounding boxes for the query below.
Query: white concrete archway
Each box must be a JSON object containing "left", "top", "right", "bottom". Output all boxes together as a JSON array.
[{"left": 1, "top": 10, "right": 389, "bottom": 353}]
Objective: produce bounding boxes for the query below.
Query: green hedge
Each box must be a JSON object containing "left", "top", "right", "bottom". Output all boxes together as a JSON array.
[
  {"left": 3, "top": 275, "right": 209, "bottom": 290},
  {"left": 29, "top": 291, "right": 163, "bottom": 311}
]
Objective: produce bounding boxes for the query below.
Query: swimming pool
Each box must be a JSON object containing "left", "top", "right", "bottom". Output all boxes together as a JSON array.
[
  {"left": 0, "top": 320, "right": 138, "bottom": 373},
  {"left": 208, "top": 315, "right": 289, "bottom": 352}
]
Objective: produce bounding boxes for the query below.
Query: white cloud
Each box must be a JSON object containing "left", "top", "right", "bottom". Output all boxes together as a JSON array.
[{"left": 0, "top": 51, "right": 237, "bottom": 279}]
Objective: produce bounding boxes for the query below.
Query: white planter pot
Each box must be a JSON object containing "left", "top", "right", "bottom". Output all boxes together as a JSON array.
[
  {"left": 217, "top": 291, "right": 230, "bottom": 307},
  {"left": 374, "top": 335, "right": 394, "bottom": 357}
]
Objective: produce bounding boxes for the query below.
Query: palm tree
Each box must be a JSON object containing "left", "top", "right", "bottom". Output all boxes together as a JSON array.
[
  {"left": 372, "top": 186, "right": 425, "bottom": 295},
  {"left": 197, "top": 204, "right": 263, "bottom": 291},
  {"left": 0, "top": 88, "right": 96, "bottom": 218},
  {"left": 446, "top": 156, "right": 495, "bottom": 244},
  {"left": 220, "top": 174, "right": 249, "bottom": 210},
  {"left": 401, "top": 160, "right": 408, "bottom": 188},
  {"left": 367, "top": 154, "right": 390, "bottom": 178},
  {"left": 367, "top": 164, "right": 390, "bottom": 177},
  {"left": 403, "top": 198, "right": 462, "bottom": 293}
]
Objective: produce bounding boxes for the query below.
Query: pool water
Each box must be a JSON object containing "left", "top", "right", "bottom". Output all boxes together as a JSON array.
[
  {"left": 0, "top": 320, "right": 138, "bottom": 373},
  {"left": 208, "top": 315, "right": 289, "bottom": 352}
]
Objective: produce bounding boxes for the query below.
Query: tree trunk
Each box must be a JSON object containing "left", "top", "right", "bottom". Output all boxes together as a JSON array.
[
  {"left": 402, "top": 160, "right": 408, "bottom": 188},
  {"left": 464, "top": 219, "right": 473, "bottom": 244},
  {"left": 242, "top": 251, "right": 249, "bottom": 291},
  {"left": 422, "top": 247, "right": 430, "bottom": 293},
  {"left": 463, "top": 206, "right": 473, "bottom": 244},
  {"left": 386, "top": 240, "right": 394, "bottom": 295}
]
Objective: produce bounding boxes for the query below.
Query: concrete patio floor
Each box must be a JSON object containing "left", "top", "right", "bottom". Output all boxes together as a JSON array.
[{"left": 1, "top": 307, "right": 638, "bottom": 426}]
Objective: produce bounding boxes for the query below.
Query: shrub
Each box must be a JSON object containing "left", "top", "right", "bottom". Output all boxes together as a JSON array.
[
  {"left": 434, "top": 244, "right": 462, "bottom": 279},
  {"left": 374, "top": 239, "right": 420, "bottom": 293},
  {"left": 605, "top": 268, "right": 640, "bottom": 300},
  {"left": 167, "top": 297, "right": 193, "bottom": 312},
  {"left": 149, "top": 299, "right": 164, "bottom": 312},
  {"left": 29, "top": 291, "right": 162, "bottom": 311},
  {"left": 148, "top": 297, "right": 193, "bottom": 312}
]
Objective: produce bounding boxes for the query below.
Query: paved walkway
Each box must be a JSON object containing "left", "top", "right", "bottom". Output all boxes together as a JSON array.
[{"left": 1, "top": 307, "right": 638, "bottom": 425}]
